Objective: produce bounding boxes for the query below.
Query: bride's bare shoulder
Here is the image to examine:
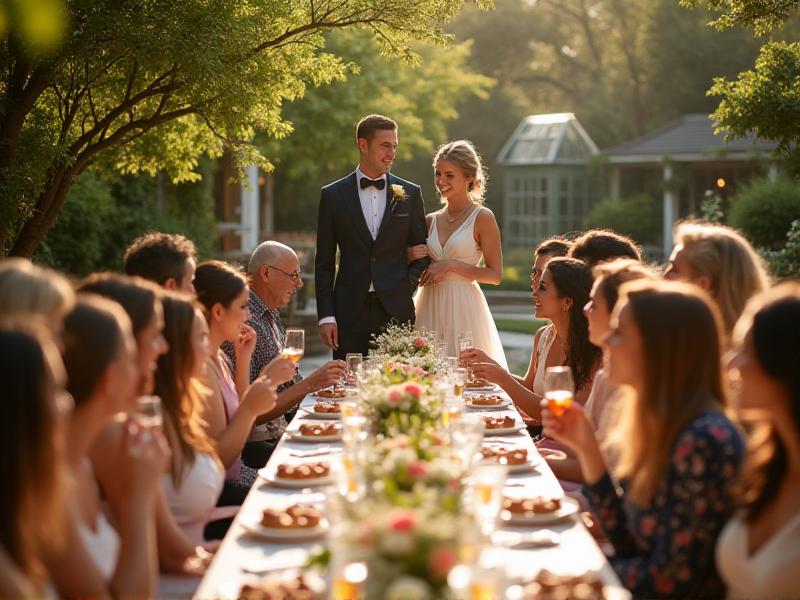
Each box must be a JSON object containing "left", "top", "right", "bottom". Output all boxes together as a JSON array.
[{"left": 425, "top": 209, "right": 445, "bottom": 227}]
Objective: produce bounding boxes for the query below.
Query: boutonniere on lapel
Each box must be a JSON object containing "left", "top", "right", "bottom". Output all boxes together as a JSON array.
[{"left": 390, "top": 184, "right": 407, "bottom": 213}]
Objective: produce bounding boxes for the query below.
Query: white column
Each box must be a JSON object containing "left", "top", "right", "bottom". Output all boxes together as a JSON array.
[
  {"left": 662, "top": 163, "right": 677, "bottom": 258},
  {"left": 240, "top": 164, "right": 260, "bottom": 253},
  {"left": 768, "top": 162, "right": 779, "bottom": 182}
]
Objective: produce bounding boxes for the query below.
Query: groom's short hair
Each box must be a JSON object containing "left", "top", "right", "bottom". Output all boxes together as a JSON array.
[{"left": 356, "top": 114, "right": 397, "bottom": 142}]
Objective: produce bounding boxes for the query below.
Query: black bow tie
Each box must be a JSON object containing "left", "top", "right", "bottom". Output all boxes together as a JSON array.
[{"left": 360, "top": 177, "right": 385, "bottom": 190}]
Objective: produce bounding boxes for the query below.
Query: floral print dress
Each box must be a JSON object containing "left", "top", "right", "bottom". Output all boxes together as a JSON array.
[{"left": 583, "top": 410, "right": 744, "bottom": 599}]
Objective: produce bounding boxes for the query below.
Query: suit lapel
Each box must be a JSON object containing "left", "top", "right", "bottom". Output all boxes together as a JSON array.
[
  {"left": 343, "top": 172, "right": 373, "bottom": 247},
  {"left": 377, "top": 173, "right": 394, "bottom": 238}
]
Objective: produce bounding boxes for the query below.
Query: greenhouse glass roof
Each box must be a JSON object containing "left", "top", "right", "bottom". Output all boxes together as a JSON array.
[{"left": 497, "top": 113, "right": 599, "bottom": 166}]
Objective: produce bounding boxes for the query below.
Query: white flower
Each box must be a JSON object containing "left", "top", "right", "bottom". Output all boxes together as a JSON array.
[
  {"left": 390, "top": 184, "right": 407, "bottom": 201},
  {"left": 386, "top": 576, "right": 432, "bottom": 600}
]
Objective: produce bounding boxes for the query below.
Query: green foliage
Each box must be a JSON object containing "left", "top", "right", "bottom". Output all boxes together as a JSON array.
[
  {"left": 700, "top": 190, "right": 725, "bottom": 222},
  {"left": 728, "top": 176, "right": 800, "bottom": 249},
  {"left": 583, "top": 194, "right": 662, "bottom": 245},
  {"left": 708, "top": 41, "right": 800, "bottom": 159},
  {"left": 34, "top": 160, "right": 216, "bottom": 276},
  {"left": 760, "top": 219, "right": 800, "bottom": 278},
  {"left": 679, "top": 0, "right": 799, "bottom": 35},
  {"left": 1, "top": 0, "right": 491, "bottom": 255}
]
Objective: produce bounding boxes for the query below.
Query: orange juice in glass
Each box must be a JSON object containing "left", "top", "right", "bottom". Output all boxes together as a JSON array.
[
  {"left": 545, "top": 390, "right": 574, "bottom": 416},
  {"left": 331, "top": 561, "right": 366, "bottom": 600},
  {"left": 280, "top": 347, "right": 303, "bottom": 364},
  {"left": 283, "top": 328, "right": 304, "bottom": 364}
]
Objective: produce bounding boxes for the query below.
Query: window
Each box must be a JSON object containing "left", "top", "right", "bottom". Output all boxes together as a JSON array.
[{"left": 507, "top": 173, "right": 550, "bottom": 247}]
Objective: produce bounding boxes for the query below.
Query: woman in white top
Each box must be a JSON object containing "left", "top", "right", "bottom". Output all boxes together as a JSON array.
[
  {"left": 408, "top": 140, "right": 507, "bottom": 368},
  {"left": 717, "top": 283, "right": 800, "bottom": 599},
  {"left": 464, "top": 257, "right": 601, "bottom": 421},
  {"left": 154, "top": 293, "right": 226, "bottom": 543}
]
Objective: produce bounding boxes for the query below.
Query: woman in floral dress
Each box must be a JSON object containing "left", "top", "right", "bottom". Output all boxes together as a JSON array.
[{"left": 543, "top": 280, "right": 744, "bottom": 598}]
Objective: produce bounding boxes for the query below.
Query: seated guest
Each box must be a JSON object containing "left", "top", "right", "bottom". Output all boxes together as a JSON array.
[
  {"left": 0, "top": 258, "right": 74, "bottom": 343},
  {"left": 530, "top": 236, "right": 573, "bottom": 315},
  {"left": 123, "top": 231, "right": 197, "bottom": 293},
  {"left": 546, "top": 259, "right": 656, "bottom": 483},
  {"left": 0, "top": 323, "right": 70, "bottom": 597},
  {"left": 223, "top": 241, "right": 346, "bottom": 465},
  {"left": 464, "top": 257, "right": 601, "bottom": 420},
  {"left": 154, "top": 293, "right": 227, "bottom": 542},
  {"left": 78, "top": 273, "right": 214, "bottom": 575},
  {"left": 62, "top": 295, "right": 169, "bottom": 597},
  {"left": 665, "top": 220, "right": 769, "bottom": 337},
  {"left": 194, "top": 260, "right": 291, "bottom": 502},
  {"left": 716, "top": 283, "right": 800, "bottom": 599},
  {"left": 543, "top": 280, "right": 744, "bottom": 598},
  {"left": 569, "top": 229, "right": 641, "bottom": 266}
]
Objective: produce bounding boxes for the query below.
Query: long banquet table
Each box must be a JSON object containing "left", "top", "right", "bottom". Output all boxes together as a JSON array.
[{"left": 195, "top": 388, "right": 622, "bottom": 598}]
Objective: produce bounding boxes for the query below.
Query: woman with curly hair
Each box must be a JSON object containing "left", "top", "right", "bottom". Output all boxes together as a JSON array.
[{"left": 465, "top": 257, "right": 601, "bottom": 420}]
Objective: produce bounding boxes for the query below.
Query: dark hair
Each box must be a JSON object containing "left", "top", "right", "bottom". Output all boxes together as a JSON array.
[
  {"left": 77, "top": 272, "right": 159, "bottom": 337},
  {"left": 194, "top": 260, "right": 247, "bottom": 316},
  {"left": 535, "top": 236, "right": 573, "bottom": 259},
  {"left": 545, "top": 257, "right": 601, "bottom": 390},
  {"left": 62, "top": 295, "right": 130, "bottom": 407},
  {"left": 356, "top": 114, "right": 397, "bottom": 143},
  {"left": 570, "top": 229, "right": 641, "bottom": 266},
  {"left": 593, "top": 259, "right": 656, "bottom": 312},
  {"left": 123, "top": 231, "right": 197, "bottom": 286},
  {"left": 0, "top": 323, "right": 65, "bottom": 585},
  {"left": 736, "top": 283, "right": 800, "bottom": 522}
]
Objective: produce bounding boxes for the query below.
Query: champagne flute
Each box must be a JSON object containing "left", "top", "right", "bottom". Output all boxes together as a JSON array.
[
  {"left": 453, "top": 367, "right": 468, "bottom": 399},
  {"left": 281, "top": 328, "right": 304, "bottom": 364},
  {"left": 345, "top": 353, "right": 362, "bottom": 387},
  {"left": 544, "top": 366, "right": 574, "bottom": 416},
  {"left": 136, "top": 395, "right": 162, "bottom": 429}
]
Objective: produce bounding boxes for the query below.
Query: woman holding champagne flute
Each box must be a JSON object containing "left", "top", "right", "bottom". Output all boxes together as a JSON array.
[{"left": 542, "top": 280, "right": 744, "bottom": 598}]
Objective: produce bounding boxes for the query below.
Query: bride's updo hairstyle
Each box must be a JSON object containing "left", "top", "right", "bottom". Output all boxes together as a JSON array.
[{"left": 433, "top": 140, "right": 487, "bottom": 204}]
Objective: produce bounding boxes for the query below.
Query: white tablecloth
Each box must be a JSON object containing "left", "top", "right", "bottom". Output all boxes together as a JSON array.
[{"left": 194, "top": 390, "right": 622, "bottom": 598}]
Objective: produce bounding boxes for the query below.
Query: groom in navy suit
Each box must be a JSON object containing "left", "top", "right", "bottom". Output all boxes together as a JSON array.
[{"left": 315, "top": 114, "right": 430, "bottom": 359}]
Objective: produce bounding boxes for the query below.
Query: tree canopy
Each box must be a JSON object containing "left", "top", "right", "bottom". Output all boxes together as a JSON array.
[{"left": 0, "top": 0, "right": 491, "bottom": 257}]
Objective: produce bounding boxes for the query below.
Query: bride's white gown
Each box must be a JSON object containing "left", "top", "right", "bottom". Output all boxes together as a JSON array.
[{"left": 414, "top": 208, "right": 508, "bottom": 369}]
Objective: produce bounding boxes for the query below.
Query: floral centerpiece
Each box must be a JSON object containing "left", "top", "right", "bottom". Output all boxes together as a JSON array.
[
  {"left": 369, "top": 323, "right": 439, "bottom": 376},
  {"left": 360, "top": 379, "right": 444, "bottom": 436}
]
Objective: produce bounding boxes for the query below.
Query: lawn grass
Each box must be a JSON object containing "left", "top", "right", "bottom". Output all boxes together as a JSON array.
[{"left": 494, "top": 318, "right": 549, "bottom": 336}]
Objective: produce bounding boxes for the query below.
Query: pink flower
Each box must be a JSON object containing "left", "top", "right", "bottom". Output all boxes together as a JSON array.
[
  {"left": 407, "top": 461, "right": 429, "bottom": 478},
  {"left": 389, "top": 512, "right": 416, "bottom": 532},
  {"left": 428, "top": 546, "right": 458, "bottom": 578},
  {"left": 404, "top": 383, "right": 422, "bottom": 397},
  {"left": 388, "top": 389, "right": 403, "bottom": 404},
  {"left": 414, "top": 337, "right": 428, "bottom": 348}
]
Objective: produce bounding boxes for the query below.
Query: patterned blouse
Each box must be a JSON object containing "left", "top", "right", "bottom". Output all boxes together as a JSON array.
[
  {"left": 222, "top": 289, "right": 302, "bottom": 442},
  {"left": 583, "top": 410, "right": 744, "bottom": 599}
]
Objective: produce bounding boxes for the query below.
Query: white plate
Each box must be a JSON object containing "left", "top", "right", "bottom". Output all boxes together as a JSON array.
[
  {"left": 240, "top": 514, "right": 329, "bottom": 541},
  {"left": 288, "top": 432, "right": 342, "bottom": 443},
  {"left": 258, "top": 468, "right": 333, "bottom": 488},
  {"left": 465, "top": 397, "right": 511, "bottom": 410},
  {"left": 502, "top": 495, "right": 580, "bottom": 525},
  {"left": 302, "top": 409, "right": 342, "bottom": 420},
  {"left": 482, "top": 424, "right": 525, "bottom": 435},
  {"left": 464, "top": 383, "right": 500, "bottom": 393}
]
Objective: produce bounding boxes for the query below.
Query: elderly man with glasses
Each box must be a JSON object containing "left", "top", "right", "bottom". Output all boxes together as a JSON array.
[{"left": 223, "top": 241, "right": 345, "bottom": 465}]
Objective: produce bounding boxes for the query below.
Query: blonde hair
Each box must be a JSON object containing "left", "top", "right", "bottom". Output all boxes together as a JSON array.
[
  {"left": 0, "top": 258, "right": 74, "bottom": 320},
  {"left": 433, "top": 140, "right": 487, "bottom": 204},
  {"left": 613, "top": 280, "right": 727, "bottom": 505},
  {"left": 673, "top": 221, "right": 770, "bottom": 336}
]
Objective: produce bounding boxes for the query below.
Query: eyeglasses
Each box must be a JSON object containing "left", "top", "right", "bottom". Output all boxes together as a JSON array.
[{"left": 267, "top": 264, "right": 302, "bottom": 284}]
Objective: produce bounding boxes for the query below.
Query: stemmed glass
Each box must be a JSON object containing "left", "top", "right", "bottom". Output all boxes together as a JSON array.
[
  {"left": 453, "top": 367, "right": 468, "bottom": 399},
  {"left": 544, "top": 366, "right": 574, "bottom": 416},
  {"left": 344, "top": 353, "right": 362, "bottom": 387},
  {"left": 469, "top": 462, "right": 508, "bottom": 537},
  {"left": 281, "top": 328, "right": 304, "bottom": 364}
]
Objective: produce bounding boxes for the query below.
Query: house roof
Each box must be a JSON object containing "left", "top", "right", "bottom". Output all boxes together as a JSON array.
[
  {"left": 497, "top": 113, "right": 599, "bottom": 166},
  {"left": 602, "top": 114, "right": 777, "bottom": 163}
]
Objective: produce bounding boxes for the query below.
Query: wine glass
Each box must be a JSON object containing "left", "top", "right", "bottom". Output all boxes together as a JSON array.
[
  {"left": 458, "top": 331, "right": 474, "bottom": 355},
  {"left": 453, "top": 367, "right": 468, "bottom": 399},
  {"left": 282, "top": 328, "right": 304, "bottom": 364},
  {"left": 136, "top": 395, "right": 162, "bottom": 429},
  {"left": 345, "top": 353, "right": 362, "bottom": 387},
  {"left": 469, "top": 462, "right": 508, "bottom": 536},
  {"left": 544, "top": 366, "right": 574, "bottom": 416}
]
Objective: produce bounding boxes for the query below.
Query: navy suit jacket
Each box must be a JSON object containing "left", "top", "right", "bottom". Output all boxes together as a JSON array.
[{"left": 314, "top": 171, "right": 430, "bottom": 327}]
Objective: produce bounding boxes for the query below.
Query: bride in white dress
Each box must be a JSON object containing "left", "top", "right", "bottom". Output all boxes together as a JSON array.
[{"left": 410, "top": 140, "right": 507, "bottom": 368}]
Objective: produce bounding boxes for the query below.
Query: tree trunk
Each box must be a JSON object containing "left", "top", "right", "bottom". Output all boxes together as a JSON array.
[{"left": 8, "top": 166, "right": 79, "bottom": 258}]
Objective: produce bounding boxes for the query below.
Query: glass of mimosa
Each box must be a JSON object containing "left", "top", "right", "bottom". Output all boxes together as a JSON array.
[
  {"left": 544, "top": 366, "right": 574, "bottom": 416},
  {"left": 282, "top": 328, "right": 304, "bottom": 364}
]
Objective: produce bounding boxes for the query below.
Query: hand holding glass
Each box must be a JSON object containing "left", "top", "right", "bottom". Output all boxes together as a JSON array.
[{"left": 136, "top": 395, "right": 162, "bottom": 429}]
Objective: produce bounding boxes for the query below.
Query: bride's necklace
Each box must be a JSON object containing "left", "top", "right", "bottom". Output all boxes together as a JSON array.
[{"left": 445, "top": 201, "right": 473, "bottom": 223}]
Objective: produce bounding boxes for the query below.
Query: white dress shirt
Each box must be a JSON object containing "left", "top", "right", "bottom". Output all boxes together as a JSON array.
[{"left": 319, "top": 168, "right": 387, "bottom": 326}]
